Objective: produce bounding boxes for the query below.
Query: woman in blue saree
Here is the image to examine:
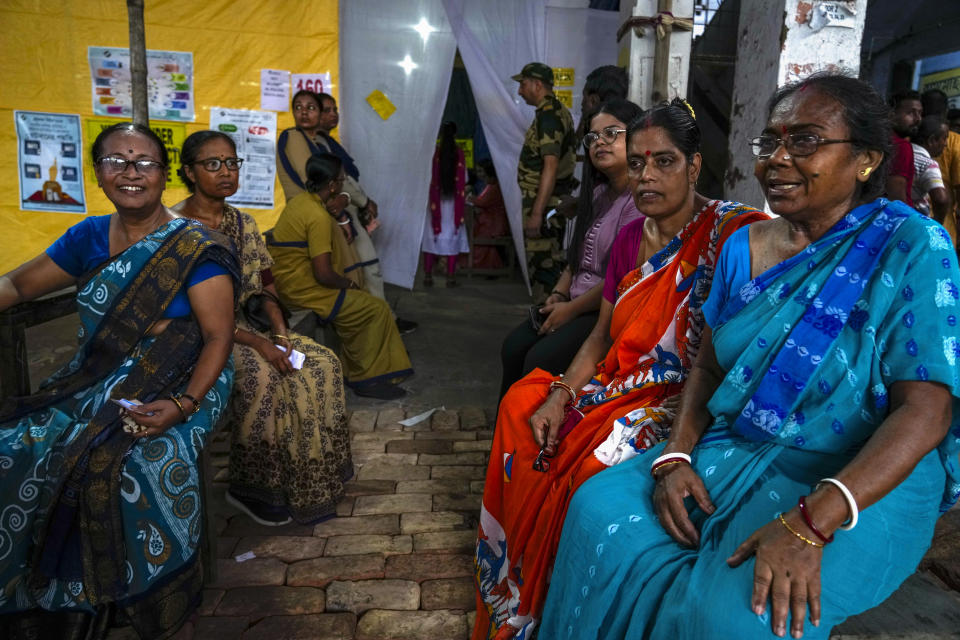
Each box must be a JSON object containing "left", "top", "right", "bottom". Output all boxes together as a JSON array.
[
  {"left": 541, "top": 73, "right": 960, "bottom": 639},
  {"left": 0, "top": 123, "right": 238, "bottom": 639}
]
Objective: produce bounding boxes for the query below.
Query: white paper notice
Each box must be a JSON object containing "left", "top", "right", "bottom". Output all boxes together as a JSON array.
[
  {"left": 88, "top": 46, "right": 195, "bottom": 122},
  {"left": 15, "top": 111, "right": 86, "bottom": 213},
  {"left": 261, "top": 69, "right": 291, "bottom": 111},
  {"left": 291, "top": 73, "right": 333, "bottom": 96},
  {"left": 210, "top": 107, "right": 278, "bottom": 209}
]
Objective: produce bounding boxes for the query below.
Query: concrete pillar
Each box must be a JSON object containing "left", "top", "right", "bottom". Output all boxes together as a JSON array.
[
  {"left": 618, "top": 0, "right": 695, "bottom": 109},
  {"left": 725, "top": 0, "right": 868, "bottom": 208}
]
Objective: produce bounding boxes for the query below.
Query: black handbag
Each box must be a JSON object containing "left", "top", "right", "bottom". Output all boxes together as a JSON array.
[{"left": 242, "top": 290, "right": 290, "bottom": 333}]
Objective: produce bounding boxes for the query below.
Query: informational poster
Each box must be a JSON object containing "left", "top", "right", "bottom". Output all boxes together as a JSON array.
[
  {"left": 292, "top": 73, "right": 333, "bottom": 96},
  {"left": 15, "top": 111, "right": 86, "bottom": 213},
  {"left": 920, "top": 67, "right": 960, "bottom": 107},
  {"left": 85, "top": 117, "right": 187, "bottom": 189},
  {"left": 808, "top": 2, "right": 857, "bottom": 31},
  {"left": 553, "top": 68, "right": 575, "bottom": 87},
  {"left": 88, "top": 47, "right": 195, "bottom": 122},
  {"left": 260, "top": 69, "right": 291, "bottom": 111},
  {"left": 209, "top": 108, "right": 277, "bottom": 209}
]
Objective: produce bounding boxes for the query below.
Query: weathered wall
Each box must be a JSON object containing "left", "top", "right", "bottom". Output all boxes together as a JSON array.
[{"left": 619, "top": 0, "right": 695, "bottom": 108}]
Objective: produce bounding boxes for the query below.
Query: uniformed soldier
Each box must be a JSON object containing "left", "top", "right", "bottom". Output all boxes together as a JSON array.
[{"left": 513, "top": 62, "right": 578, "bottom": 298}]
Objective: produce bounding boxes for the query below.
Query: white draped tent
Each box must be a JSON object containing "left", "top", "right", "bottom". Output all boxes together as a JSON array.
[{"left": 339, "top": 0, "right": 620, "bottom": 290}]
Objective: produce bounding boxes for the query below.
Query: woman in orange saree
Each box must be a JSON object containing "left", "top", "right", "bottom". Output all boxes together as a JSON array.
[{"left": 473, "top": 100, "right": 768, "bottom": 640}]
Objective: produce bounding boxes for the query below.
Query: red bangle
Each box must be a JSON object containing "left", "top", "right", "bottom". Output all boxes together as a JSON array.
[
  {"left": 549, "top": 379, "right": 576, "bottom": 405},
  {"left": 798, "top": 495, "right": 834, "bottom": 544}
]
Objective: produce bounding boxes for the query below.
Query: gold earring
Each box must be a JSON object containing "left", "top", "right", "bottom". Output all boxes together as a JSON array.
[{"left": 860, "top": 167, "right": 873, "bottom": 177}]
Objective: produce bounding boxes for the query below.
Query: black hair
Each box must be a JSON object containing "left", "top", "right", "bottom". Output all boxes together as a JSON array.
[
  {"left": 890, "top": 89, "right": 922, "bottom": 109},
  {"left": 770, "top": 72, "right": 892, "bottom": 202},
  {"left": 316, "top": 92, "right": 336, "bottom": 107},
  {"left": 478, "top": 158, "right": 497, "bottom": 184},
  {"left": 921, "top": 88, "right": 949, "bottom": 117},
  {"left": 567, "top": 98, "right": 643, "bottom": 267},
  {"left": 177, "top": 130, "right": 236, "bottom": 192},
  {"left": 583, "top": 65, "right": 628, "bottom": 103},
  {"left": 91, "top": 122, "right": 168, "bottom": 167},
  {"left": 304, "top": 152, "right": 343, "bottom": 194},
  {"left": 291, "top": 89, "right": 321, "bottom": 111},
  {"left": 438, "top": 121, "right": 458, "bottom": 196},
  {"left": 948, "top": 108, "right": 960, "bottom": 121},
  {"left": 915, "top": 114, "right": 947, "bottom": 147},
  {"left": 626, "top": 97, "right": 701, "bottom": 161}
]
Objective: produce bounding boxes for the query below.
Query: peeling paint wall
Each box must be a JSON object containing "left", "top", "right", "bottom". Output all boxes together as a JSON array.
[{"left": 726, "top": 0, "right": 867, "bottom": 209}]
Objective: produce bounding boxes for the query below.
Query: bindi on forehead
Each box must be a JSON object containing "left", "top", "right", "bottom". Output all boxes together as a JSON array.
[{"left": 645, "top": 150, "right": 651, "bottom": 156}]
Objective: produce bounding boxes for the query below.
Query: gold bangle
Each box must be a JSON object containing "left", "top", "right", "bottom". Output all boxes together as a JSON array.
[
  {"left": 549, "top": 379, "right": 576, "bottom": 404},
  {"left": 651, "top": 460, "right": 685, "bottom": 475},
  {"left": 234, "top": 327, "right": 240, "bottom": 336},
  {"left": 168, "top": 394, "right": 187, "bottom": 421},
  {"left": 272, "top": 333, "right": 290, "bottom": 342},
  {"left": 777, "top": 513, "right": 824, "bottom": 548}
]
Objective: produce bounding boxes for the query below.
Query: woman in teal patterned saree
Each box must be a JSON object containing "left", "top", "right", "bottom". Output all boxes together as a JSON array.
[
  {"left": 0, "top": 123, "right": 238, "bottom": 639},
  {"left": 541, "top": 74, "right": 960, "bottom": 639}
]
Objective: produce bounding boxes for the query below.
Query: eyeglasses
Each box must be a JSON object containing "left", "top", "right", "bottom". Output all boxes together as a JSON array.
[
  {"left": 749, "top": 133, "right": 853, "bottom": 158},
  {"left": 193, "top": 157, "right": 244, "bottom": 172},
  {"left": 96, "top": 157, "right": 165, "bottom": 175},
  {"left": 532, "top": 447, "right": 553, "bottom": 473},
  {"left": 293, "top": 103, "right": 318, "bottom": 112},
  {"left": 583, "top": 126, "right": 627, "bottom": 149}
]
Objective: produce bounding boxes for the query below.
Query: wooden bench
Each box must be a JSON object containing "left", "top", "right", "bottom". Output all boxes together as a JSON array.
[{"left": 463, "top": 205, "right": 516, "bottom": 279}]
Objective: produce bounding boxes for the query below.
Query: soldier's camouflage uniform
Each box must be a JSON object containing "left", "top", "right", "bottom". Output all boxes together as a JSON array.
[{"left": 518, "top": 94, "right": 578, "bottom": 298}]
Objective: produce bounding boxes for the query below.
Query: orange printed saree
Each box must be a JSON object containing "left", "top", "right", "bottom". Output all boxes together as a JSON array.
[{"left": 473, "top": 200, "right": 766, "bottom": 639}]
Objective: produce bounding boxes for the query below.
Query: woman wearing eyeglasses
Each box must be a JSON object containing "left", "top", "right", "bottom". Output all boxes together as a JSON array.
[
  {"left": 499, "top": 99, "right": 645, "bottom": 398},
  {"left": 540, "top": 73, "right": 960, "bottom": 640},
  {"left": 173, "top": 131, "right": 352, "bottom": 527},
  {"left": 475, "top": 99, "right": 766, "bottom": 640},
  {"left": 0, "top": 123, "right": 237, "bottom": 638}
]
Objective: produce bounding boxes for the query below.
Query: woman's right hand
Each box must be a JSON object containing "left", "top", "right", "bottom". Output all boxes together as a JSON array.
[
  {"left": 652, "top": 461, "right": 715, "bottom": 547},
  {"left": 254, "top": 335, "right": 294, "bottom": 374},
  {"left": 529, "top": 390, "right": 568, "bottom": 454}
]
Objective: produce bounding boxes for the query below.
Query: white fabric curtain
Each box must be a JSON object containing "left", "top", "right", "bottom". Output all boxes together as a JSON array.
[
  {"left": 443, "top": 0, "right": 548, "bottom": 288},
  {"left": 339, "top": 0, "right": 457, "bottom": 289}
]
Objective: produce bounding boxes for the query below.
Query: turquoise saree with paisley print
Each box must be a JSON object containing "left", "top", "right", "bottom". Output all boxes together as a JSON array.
[
  {"left": 540, "top": 199, "right": 960, "bottom": 639},
  {"left": 0, "top": 218, "right": 237, "bottom": 639}
]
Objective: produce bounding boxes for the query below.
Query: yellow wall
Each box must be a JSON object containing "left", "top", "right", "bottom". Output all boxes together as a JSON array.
[{"left": 0, "top": 0, "right": 339, "bottom": 272}]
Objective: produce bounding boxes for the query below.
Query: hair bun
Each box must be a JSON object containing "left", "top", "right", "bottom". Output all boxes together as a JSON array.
[{"left": 669, "top": 97, "right": 696, "bottom": 120}]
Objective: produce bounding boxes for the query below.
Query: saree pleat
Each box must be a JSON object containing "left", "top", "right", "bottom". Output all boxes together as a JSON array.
[
  {"left": 0, "top": 219, "right": 238, "bottom": 639},
  {"left": 473, "top": 201, "right": 766, "bottom": 639},
  {"left": 540, "top": 199, "right": 960, "bottom": 639}
]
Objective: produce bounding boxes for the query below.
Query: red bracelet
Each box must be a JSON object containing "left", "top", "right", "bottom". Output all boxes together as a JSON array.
[
  {"left": 548, "top": 379, "right": 576, "bottom": 405},
  {"left": 797, "top": 495, "right": 834, "bottom": 544}
]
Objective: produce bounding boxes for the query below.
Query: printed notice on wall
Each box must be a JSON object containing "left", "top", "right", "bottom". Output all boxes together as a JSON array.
[
  {"left": 261, "top": 69, "right": 291, "bottom": 111},
  {"left": 210, "top": 107, "right": 277, "bottom": 209},
  {"left": 85, "top": 117, "right": 187, "bottom": 189},
  {"left": 88, "top": 47, "right": 195, "bottom": 121},
  {"left": 292, "top": 73, "right": 333, "bottom": 96},
  {"left": 15, "top": 111, "right": 86, "bottom": 213}
]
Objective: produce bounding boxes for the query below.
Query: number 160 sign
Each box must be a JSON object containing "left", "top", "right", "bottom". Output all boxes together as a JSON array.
[{"left": 292, "top": 73, "right": 332, "bottom": 96}]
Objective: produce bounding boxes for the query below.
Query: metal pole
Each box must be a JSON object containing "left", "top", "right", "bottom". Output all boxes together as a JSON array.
[{"left": 126, "top": 0, "right": 149, "bottom": 126}]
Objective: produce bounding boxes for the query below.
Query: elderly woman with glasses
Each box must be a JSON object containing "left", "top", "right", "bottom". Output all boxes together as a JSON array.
[
  {"left": 173, "top": 130, "right": 352, "bottom": 527},
  {"left": 0, "top": 123, "right": 237, "bottom": 638},
  {"left": 540, "top": 72, "right": 960, "bottom": 640},
  {"left": 499, "top": 99, "right": 645, "bottom": 398},
  {"left": 475, "top": 99, "right": 767, "bottom": 640}
]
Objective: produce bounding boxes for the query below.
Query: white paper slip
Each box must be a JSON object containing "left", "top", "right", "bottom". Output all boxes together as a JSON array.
[
  {"left": 276, "top": 345, "right": 306, "bottom": 370},
  {"left": 235, "top": 551, "right": 256, "bottom": 563},
  {"left": 398, "top": 407, "right": 444, "bottom": 427}
]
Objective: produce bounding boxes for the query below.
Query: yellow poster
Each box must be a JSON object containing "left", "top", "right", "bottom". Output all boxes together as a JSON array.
[
  {"left": 85, "top": 117, "right": 187, "bottom": 189},
  {"left": 555, "top": 90, "right": 573, "bottom": 109},
  {"left": 553, "top": 67, "right": 575, "bottom": 87},
  {"left": 919, "top": 67, "right": 960, "bottom": 102}
]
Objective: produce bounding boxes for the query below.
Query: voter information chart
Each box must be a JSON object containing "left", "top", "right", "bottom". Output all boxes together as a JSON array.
[
  {"left": 15, "top": 111, "right": 86, "bottom": 213},
  {"left": 88, "top": 47, "right": 195, "bottom": 122},
  {"left": 210, "top": 108, "right": 277, "bottom": 209}
]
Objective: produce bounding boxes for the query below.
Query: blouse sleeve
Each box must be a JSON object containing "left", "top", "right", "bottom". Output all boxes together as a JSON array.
[{"left": 45, "top": 215, "right": 111, "bottom": 277}]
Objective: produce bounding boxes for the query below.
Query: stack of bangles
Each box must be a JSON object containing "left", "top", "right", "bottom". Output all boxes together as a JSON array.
[
  {"left": 779, "top": 477, "right": 858, "bottom": 548},
  {"left": 650, "top": 452, "right": 691, "bottom": 477},
  {"left": 272, "top": 333, "right": 290, "bottom": 343},
  {"left": 549, "top": 379, "right": 576, "bottom": 406}
]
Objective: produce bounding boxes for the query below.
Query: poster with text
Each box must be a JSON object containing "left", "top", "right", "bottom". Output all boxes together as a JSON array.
[
  {"left": 85, "top": 117, "right": 187, "bottom": 189},
  {"left": 88, "top": 47, "right": 195, "bottom": 122},
  {"left": 261, "top": 69, "right": 291, "bottom": 111},
  {"left": 292, "top": 73, "right": 333, "bottom": 96},
  {"left": 210, "top": 108, "right": 277, "bottom": 209},
  {"left": 15, "top": 111, "right": 86, "bottom": 213}
]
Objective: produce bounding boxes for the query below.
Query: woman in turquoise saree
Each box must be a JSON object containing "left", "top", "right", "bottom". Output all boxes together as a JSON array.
[
  {"left": 0, "top": 123, "right": 238, "bottom": 639},
  {"left": 541, "top": 74, "right": 960, "bottom": 639}
]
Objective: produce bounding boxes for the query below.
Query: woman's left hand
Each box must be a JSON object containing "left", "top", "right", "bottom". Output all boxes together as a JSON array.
[
  {"left": 538, "top": 301, "right": 576, "bottom": 335},
  {"left": 125, "top": 399, "right": 186, "bottom": 438},
  {"left": 727, "top": 513, "right": 823, "bottom": 638}
]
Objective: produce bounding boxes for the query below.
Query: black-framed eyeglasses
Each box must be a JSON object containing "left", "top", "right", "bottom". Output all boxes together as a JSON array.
[
  {"left": 583, "top": 126, "right": 627, "bottom": 149},
  {"left": 96, "top": 157, "right": 165, "bottom": 175},
  {"left": 193, "top": 157, "right": 244, "bottom": 172},
  {"left": 293, "top": 103, "right": 318, "bottom": 112},
  {"left": 749, "top": 133, "right": 853, "bottom": 158},
  {"left": 532, "top": 447, "right": 553, "bottom": 473}
]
